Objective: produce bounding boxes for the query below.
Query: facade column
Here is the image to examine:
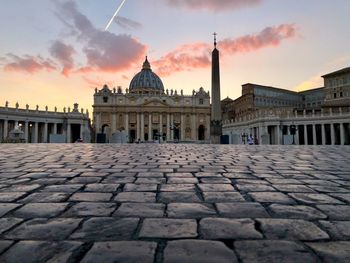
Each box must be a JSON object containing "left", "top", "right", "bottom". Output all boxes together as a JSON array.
[
  {"left": 53, "top": 123, "right": 57, "bottom": 135},
  {"left": 191, "top": 114, "right": 196, "bottom": 140},
  {"left": 24, "top": 121, "right": 29, "bottom": 143},
  {"left": 340, "top": 123, "right": 345, "bottom": 145},
  {"left": 67, "top": 123, "right": 71, "bottom": 143},
  {"left": 44, "top": 122, "right": 48, "bottom": 143},
  {"left": 170, "top": 114, "right": 174, "bottom": 141},
  {"left": 95, "top": 113, "right": 101, "bottom": 133},
  {"left": 312, "top": 124, "right": 317, "bottom": 145},
  {"left": 141, "top": 113, "right": 145, "bottom": 141},
  {"left": 3, "top": 119, "right": 8, "bottom": 140},
  {"left": 159, "top": 113, "right": 163, "bottom": 141},
  {"left": 330, "top": 123, "right": 335, "bottom": 145},
  {"left": 321, "top": 123, "right": 326, "bottom": 145},
  {"left": 80, "top": 123, "right": 84, "bottom": 139},
  {"left": 206, "top": 114, "right": 211, "bottom": 141},
  {"left": 136, "top": 113, "right": 140, "bottom": 140},
  {"left": 167, "top": 113, "right": 170, "bottom": 142},
  {"left": 181, "top": 114, "right": 185, "bottom": 141},
  {"left": 34, "top": 122, "right": 39, "bottom": 143},
  {"left": 295, "top": 126, "right": 299, "bottom": 145},
  {"left": 276, "top": 125, "right": 281, "bottom": 145},
  {"left": 112, "top": 113, "right": 117, "bottom": 134},
  {"left": 304, "top": 125, "right": 308, "bottom": 145},
  {"left": 125, "top": 113, "right": 129, "bottom": 139},
  {"left": 148, "top": 113, "right": 152, "bottom": 141}
]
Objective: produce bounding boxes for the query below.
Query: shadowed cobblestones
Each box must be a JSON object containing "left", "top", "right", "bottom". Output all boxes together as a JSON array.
[{"left": 0, "top": 144, "right": 349, "bottom": 262}]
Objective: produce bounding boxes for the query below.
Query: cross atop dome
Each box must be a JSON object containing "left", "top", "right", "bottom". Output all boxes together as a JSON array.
[
  {"left": 213, "top": 32, "right": 217, "bottom": 48},
  {"left": 142, "top": 56, "right": 151, "bottom": 70}
]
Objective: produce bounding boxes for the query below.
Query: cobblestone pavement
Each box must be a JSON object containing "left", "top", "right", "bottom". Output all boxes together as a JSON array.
[{"left": 0, "top": 144, "right": 349, "bottom": 263}]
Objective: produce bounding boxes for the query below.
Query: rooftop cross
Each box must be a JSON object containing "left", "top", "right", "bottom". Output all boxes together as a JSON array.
[{"left": 213, "top": 32, "right": 217, "bottom": 48}]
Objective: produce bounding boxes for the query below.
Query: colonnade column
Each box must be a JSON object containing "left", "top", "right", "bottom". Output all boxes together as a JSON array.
[
  {"left": 67, "top": 123, "right": 71, "bottom": 143},
  {"left": 24, "top": 121, "right": 29, "bottom": 143},
  {"left": 125, "top": 113, "right": 129, "bottom": 139},
  {"left": 170, "top": 114, "right": 174, "bottom": 141},
  {"left": 141, "top": 113, "right": 144, "bottom": 141},
  {"left": 304, "top": 125, "right": 308, "bottom": 145},
  {"left": 34, "top": 122, "right": 39, "bottom": 143},
  {"left": 148, "top": 113, "right": 152, "bottom": 141},
  {"left": 340, "top": 123, "right": 345, "bottom": 145},
  {"left": 53, "top": 123, "right": 57, "bottom": 135},
  {"left": 159, "top": 113, "right": 163, "bottom": 141},
  {"left": 181, "top": 114, "right": 185, "bottom": 141},
  {"left": 167, "top": 113, "right": 170, "bottom": 142},
  {"left": 80, "top": 123, "right": 84, "bottom": 140},
  {"left": 330, "top": 123, "right": 335, "bottom": 145},
  {"left": 321, "top": 124, "right": 326, "bottom": 145},
  {"left": 276, "top": 126, "right": 281, "bottom": 145},
  {"left": 312, "top": 124, "right": 317, "bottom": 145},
  {"left": 3, "top": 120, "right": 8, "bottom": 140},
  {"left": 44, "top": 122, "right": 48, "bottom": 143}
]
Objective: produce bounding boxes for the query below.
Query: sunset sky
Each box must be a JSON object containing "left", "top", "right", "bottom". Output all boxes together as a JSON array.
[{"left": 1, "top": 0, "right": 350, "bottom": 113}]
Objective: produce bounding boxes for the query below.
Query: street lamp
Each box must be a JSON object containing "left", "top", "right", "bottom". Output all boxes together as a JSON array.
[
  {"left": 290, "top": 124, "right": 297, "bottom": 145},
  {"left": 241, "top": 132, "right": 248, "bottom": 144}
]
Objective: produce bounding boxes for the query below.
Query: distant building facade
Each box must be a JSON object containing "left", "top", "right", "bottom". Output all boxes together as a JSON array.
[
  {"left": 223, "top": 67, "right": 350, "bottom": 145},
  {"left": 93, "top": 58, "right": 211, "bottom": 143},
  {"left": 0, "top": 102, "right": 91, "bottom": 143}
]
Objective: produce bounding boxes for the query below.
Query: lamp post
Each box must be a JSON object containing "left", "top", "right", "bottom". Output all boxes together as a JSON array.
[
  {"left": 290, "top": 124, "right": 297, "bottom": 145},
  {"left": 241, "top": 132, "right": 248, "bottom": 144}
]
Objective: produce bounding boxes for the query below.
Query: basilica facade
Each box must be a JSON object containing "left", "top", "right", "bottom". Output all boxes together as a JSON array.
[{"left": 93, "top": 58, "right": 211, "bottom": 143}]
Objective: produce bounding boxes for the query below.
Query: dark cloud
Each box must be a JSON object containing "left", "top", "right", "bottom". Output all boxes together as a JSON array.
[
  {"left": 49, "top": 40, "right": 76, "bottom": 76},
  {"left": 115, "top": 16, "right": 142, "bottom": 30}
]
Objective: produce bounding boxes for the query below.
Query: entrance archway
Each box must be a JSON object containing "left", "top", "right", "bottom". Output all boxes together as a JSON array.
[{"left": 198, "top": 125, "right": 205, "bottom": 141}]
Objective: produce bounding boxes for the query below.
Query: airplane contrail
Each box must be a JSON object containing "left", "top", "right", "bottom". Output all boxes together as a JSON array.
[{"left": 105, "top": 0, "right": 127, "bottom": 31}]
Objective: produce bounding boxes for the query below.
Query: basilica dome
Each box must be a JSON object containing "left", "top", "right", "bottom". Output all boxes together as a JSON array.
[{"left": 129, "top": 57, "right": 164, "bottom": 93}]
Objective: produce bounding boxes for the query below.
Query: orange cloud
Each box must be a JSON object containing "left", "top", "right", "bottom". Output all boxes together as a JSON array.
[
  {"left": 154, "top": 24, "right": 297, "bottom": 76},
  {"left": 166, "top": 0, "right": 262, "bottom": 12},
  {"left": 3, "top": 54, "right": 57, "bottom": 74}
]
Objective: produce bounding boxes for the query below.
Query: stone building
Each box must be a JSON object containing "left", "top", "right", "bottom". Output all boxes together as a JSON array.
[
  {"left": 222, "top": 67, "right": 350, "bottom": 145},
  {"left": 0, "top": 102, "right": 91, "bottom": 143},
  {"left": 93, "top": 57, "right": 211, "bottom": 143}
]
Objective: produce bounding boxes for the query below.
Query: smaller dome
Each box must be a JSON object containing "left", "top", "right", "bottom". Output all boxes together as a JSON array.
[{"left": 129, "top": 57, "right": 164, "bottom": 93}]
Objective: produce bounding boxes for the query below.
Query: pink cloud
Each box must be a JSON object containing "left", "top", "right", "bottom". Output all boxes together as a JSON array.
[
  {"left": 49, "top": 40, "right": 76, "bottom": 77},
  {"left": 154, "top": 24, "right": 297, "bottom": 76},
  {"left": 56, "top": 0, "right": 147, "bottom": 73},
  {"left": 3, "top": 54, "right": 56, "bottom": 74},
  {"left": 165, "top": 0, "right": 262, "bottom": 11}
]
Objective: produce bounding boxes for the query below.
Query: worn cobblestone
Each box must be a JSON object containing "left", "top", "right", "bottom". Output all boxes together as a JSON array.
[{"left": 0, "top": 144, "right": 349, "bottom": 262}]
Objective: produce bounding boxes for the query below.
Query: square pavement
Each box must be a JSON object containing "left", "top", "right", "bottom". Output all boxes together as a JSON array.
[{"left": 0, "top": 144, "right": 349, "bottom": 262}]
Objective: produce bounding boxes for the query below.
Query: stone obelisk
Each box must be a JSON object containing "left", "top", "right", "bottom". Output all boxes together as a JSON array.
[{"left": 210, "top": 33, "right": 222, "bottom": 144}]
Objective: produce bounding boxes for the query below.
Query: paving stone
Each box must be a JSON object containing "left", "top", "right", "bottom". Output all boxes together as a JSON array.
[
  {"left": 69, "top": 192, "right": 112, "bottom": 202},
  {"left": 70, "top": 217, "right": 139, "bottom": 241},
  {"left": 306, "top": 242, "right": 350, "bottom": 263},
  {"left": 268, "top": 204, "right": 327, "bottom": 220},
  {"left": 289, "top": 193, "right": 345, "bottom": 204},
  {"left": 41, "top": 184, "right": 84, "bottom": 193},
  {"left": 115, "top": 192, "right": 156, "bottom": 202},
  {"left": 167, "top": 173, "right": 194, "bottom": 178},
  {"left": 124, "top": 183, "right": 157, "bottom": 192},
  {"left": 0, "top": 203, "right": 21, "bottom": 217},
  {"left": 0, "top": 192, "right": 27, "bottom": 202},
  {"left": 0, "top": 218, "right": 23, "bottom": 234},
  {"left": 235, "top": 240, "right": 317, "bottom": 263},
  {"left": 81, "top": 241, "right": 157, "bottom": 263},
  {"left": 249, "top": 192, "right": 296, "bottom": 204},
  {"left": 216, "top": 202, "right": 270, "bottom": 218},
  {"left": 164, "top": 240, "right": 238, "bottom": 263},
  {"left": 257, "top": 218, "right": 329, "bottom": 241},
  {"left": 200, "top": 218, "right": 262, "bottom": 239},
  {"left": 114, "top": 203, "right": 165, "bottom": 217},
  {"left": 139, "top": 219, "right": 197, "bottom": 238},
  {"left": 202, "top": 192, "right": 245, "bottom": 202},
  {"left": 272, "top": 184, "right": 315, "bottom": 193},
  {"left": 6, "top": 218, "right": 81, "bottom": 240},
  {"left": 4, "top": 184, "right": 41, "bottom": 192},
  {"left": 167, "top": 177, "right": 199, "bottom": 184},
  {"left": 318, "top": 221, "right": 350, "bottom": 240},
  {"left": 64, "top": 202, "right": 116, "bottom": 217},
  {"left": 167, "top": 203, "right": 217, "bottom": 218},
  {"left": 200, "top": 177, "right": 232, "bottom": 184},
  {"left": 236, "top": 184, "right": 276, "bottom": 192},
  {"left": 135, "top": 177, "right": 165, "bottom": 184},
  {"left": 316, "top": 205, "right": 350, "bottom": 220},
  {"left": 69, "top": 177, "right": 101, "bottom": 184},
  {"left": 198, "top": 184, "right": 235, "bottom": 192},
  {"left": 13, "top": 203, "right": 68, "bottom": 218},
  {"left": 161, "top": 184, "right": 196, "bottom": 192},
  {"left": 0, "top": 241, "right": 83, "bottom": 263},
  {"left": 158, "top": 192, "right": 202, "bottom": 203},
  {"left": 0, "top": 240, "right": 14, "bottom": 254},
  {"left": 84, "top": 183, "right": 119, "bottom": 192},
  {"left": 18, "top": 192, "right": 69, "bottom": 203}
]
